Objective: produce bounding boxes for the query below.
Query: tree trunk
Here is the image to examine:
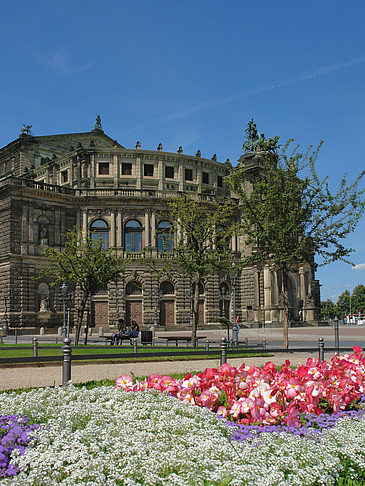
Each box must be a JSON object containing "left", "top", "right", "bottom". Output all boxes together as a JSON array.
[
  {"left": 74, "top": 293, "right": 89, "bottom": 346},
  {"left": 83, "top": 308, "right": 90, "bottom": 345},
  {"left": 191, "top": 277, "right": 200, "bottom": 347},
  {"left": 282, "top": 267, "right": 289, "bottom": 349}
]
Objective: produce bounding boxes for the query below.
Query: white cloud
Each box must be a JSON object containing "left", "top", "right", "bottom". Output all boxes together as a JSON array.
[
  {"left": 126, "top": 54, "right": 365, "bottom": 133},
  {"left": 351, "top": 263, "right": 365, "bottom": 271},
  {"left": 32, "top": 47, "right": 92, "bottom": 75}
]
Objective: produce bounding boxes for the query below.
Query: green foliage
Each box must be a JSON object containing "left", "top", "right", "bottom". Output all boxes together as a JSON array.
[
  {"left": 321, "top": 299, "right": 337, "bottom": 320},
  {"left": 350, "top": 284, "right": 365, "bottom": 314},
  {"left": 231, "top": 136, "right": 365, "bottom": 270},
  {"left": 230, "top": 121, "right": 365, "bottom": 348},
  {"left": 38, "top": 228, "right": 128, "bottom": 345},
  {"left": 164, "top": 194, "right": 236, "bottom": 346}
]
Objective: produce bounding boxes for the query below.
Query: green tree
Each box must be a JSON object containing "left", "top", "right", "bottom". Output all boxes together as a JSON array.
[
  {"left": 320, "top": 299, "right": 336, "bottom": 320},
  {"left": 39, "top": 228, "right": 128, "bottom": 345},
  {"left": 351, "top": 284, "right": 365, "bottom": 315},
  {"left": 165, "top": 195, "right": 236, "bottom": 347},
  {"left": 229, "top": 121, "right": 365, "bottom": 349},
  {"left": 335, "top": 290, "right": 351, "bottom": 318}
]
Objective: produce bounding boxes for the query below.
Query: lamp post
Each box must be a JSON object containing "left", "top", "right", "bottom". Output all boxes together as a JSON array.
[
  {"left": 1, "top": 288, "right": 9, "bottom": 337},
  {"left": 229, "top": 264, "right": 238, "bottom": 346},
  {"left": 334, "top": 315, "right": 339, "bottom": 351},
  {"left": 60, "top": 283, "right": 67, "bottom": 339},
  {"left": 220, "top": 285, "right": 227, "bottom": 318},
  {"left": 115, "top": 283, "right": 119, "bottom": 328},
  {"left": 66, "top": 291, "right": 74, "bottom": 338},
  {"left": 153, "top": 287, "right": 160, "bottom": 328}
]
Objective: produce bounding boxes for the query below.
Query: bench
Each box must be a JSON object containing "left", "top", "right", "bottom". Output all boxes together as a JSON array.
[
  {"left": 159, "top": 336, "right": 207, "bottom": 347},
  {"left": 102, "top": 333, "right": 139, "bottom": 345}
]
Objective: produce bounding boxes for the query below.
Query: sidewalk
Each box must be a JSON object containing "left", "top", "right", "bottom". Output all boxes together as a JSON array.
[{"left": 0, "top": 351, "right": 333, "bottom": 391}]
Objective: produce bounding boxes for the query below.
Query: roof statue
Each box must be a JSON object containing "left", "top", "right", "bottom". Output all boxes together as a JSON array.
[
  {"left": 242, "top": 119, "right": 260, "bottom": 154},
  {"left": 20, "top": 124, "right": 33, "bottom": 136},
  {"left": 241, "top": 119, "right": 280, "bottom": 158},
  {"left": 94, "top": 114, "right": 103, "bottom": 131}
]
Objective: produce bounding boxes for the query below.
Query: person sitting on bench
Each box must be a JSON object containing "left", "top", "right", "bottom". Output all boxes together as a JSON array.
[
  {"left": 111, "top": 318, "right": 126, "bottom": 345},
  {"left": 130, "top": 321, "right": 139, "bottom": 338}
]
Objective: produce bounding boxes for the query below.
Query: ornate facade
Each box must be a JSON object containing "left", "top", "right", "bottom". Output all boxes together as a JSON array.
[{"left": 0, "top": 118, "right": 320, "bottom": 333}]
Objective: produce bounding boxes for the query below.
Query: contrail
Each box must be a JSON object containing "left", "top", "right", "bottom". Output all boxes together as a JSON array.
[{"left": 125, "top": 55, "right": 365, "bottom": 133}]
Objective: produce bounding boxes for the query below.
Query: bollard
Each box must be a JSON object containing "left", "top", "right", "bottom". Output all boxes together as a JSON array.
[
  {"left": 98, "top": 327, "right": 104, "bottom": 337},
  {"left": 262, "top": 339, "right": 267, "bottom": 350},
  {"left": 57, "top": 327, "right": 62, "bottom": 336},
  {"left": 220, "top": 337, "right": 228, "bottom": 367},
  {"left": 40, "top": 327, "right": 45, "bottom": 336},
  {"left": 14, "top": 329, "right": 18, "bottom": 345},
  {"left": 133, "top": 338, "right": 138, "bottom": 353},
  {"left": 152, "top": 337, "right": 155, "bottom": 346},
  {"left": 32, "top": 337, "right": 38, "bottom": 357},
  {"left": 318, "top": 337, "right": 324, "bottom": 362},
  {"left": 62, "top": 337, "right": 72, "bottom": 387},
  {"left": 334, "top": 316, "right": 339, "bottom": 352},
  {"left": 205, "top": 339, "right": 210, "bottom": 352}
]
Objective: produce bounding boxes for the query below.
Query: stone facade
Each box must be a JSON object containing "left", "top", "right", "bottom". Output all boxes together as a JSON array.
[{"left": 0, "top": 119, "right": 320, "bottom": 333}]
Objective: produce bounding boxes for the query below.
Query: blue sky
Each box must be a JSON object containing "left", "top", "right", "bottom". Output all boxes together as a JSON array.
[{"left": 0, "top": 0, "right": 364, "bottom": 302}]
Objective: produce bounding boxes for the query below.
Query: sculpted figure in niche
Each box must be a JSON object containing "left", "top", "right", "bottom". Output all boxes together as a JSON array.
[{"left": 39, "top": 293, "right": 50, "bottom": 312}]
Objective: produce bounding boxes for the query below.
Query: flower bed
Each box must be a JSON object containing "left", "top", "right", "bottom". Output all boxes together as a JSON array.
[
  {"left": 1, "top": 348, "right": 365, "bottom": 484},
  {"left": 1, "top": 385, "right": 365, "bottom": 485},
  {"left": 0, "top": 415, "right": 39, "bottom": 479},
  {"left": 115, "top": 346, "right": 365, "bottom": 427}
]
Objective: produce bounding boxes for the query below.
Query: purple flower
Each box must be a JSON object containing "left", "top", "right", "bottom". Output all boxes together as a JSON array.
[{"left": 0, "top": 414, "right": 40, "bottom": 479}]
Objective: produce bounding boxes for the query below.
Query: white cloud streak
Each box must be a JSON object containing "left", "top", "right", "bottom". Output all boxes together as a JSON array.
[
  {"left": 126, "top": 55, "right": 365, "bottom": 133},
  {"left": 32, "top": 47, "right": 92, "bottom": 75},
  {"left": 351, "top": 263, "right": 365, "bottom": 271}
]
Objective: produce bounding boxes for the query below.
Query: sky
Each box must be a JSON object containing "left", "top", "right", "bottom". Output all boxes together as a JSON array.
[{"left": 0, "top": 0, "right": 364, "bottom": 302}]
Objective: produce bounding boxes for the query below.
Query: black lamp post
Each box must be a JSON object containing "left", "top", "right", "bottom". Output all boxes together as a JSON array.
[
  {"left": 1, "top": 288, "right": 9, "bottom": 337},
  {"left": 229, "top": 264, "right": 238, "bottom": 346},
  {"left": 60, "top": 283, "right": 67, "bottom": 339},
  {"left": 153, "top": 287, "right": 161, "bottom": 328}
]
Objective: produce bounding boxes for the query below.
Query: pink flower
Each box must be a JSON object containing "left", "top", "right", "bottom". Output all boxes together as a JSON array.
[
  {"left": 115, "top": 374, "right": 134, "bottom": 389},
  {"left": 217, "top": 406, "right": 228, "bottom": 418}
]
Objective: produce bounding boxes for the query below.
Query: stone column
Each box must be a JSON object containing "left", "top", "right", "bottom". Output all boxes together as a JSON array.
[
  {"left": 82, "top": 209, "right": 88, "bottom": 239},
  {"left": 90, "top": 154, "right": 95, "bottom": 189},
  {"left": 263, "top": 265, "right": 272, "bottom": 323},
  {"left": 178, "top": 163, "right": 184, "bottom": 191},
  {"left": 136, "top": 156, "right": 142, "bottom": 189},
  {"left": 110, "top": 211, "right": 116, "bottom": 247},
  {"left": 116, "top": 211, "right": 122, "bottom": 248},
  {"left": 113, "top": 154, "right": 118, "bottom": 187},
  {"left": 158, "top": 159, "right": 163, "bottom": 190},
  {"left": 151, "top": 211, "right": 156, "bottom": 249},
  {"left": 144, "top": 211, "right": 150, "bottom": 248}
]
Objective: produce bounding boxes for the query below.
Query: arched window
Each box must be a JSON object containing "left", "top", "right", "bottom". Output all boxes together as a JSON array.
[
  {"left": 192, "top": 282, "right": 204, "bottom": 295},
  {"left": 90, "top": 219, "right": 109, "bottom": 249},
  {"left": 124, "top": 220, "right": 142, "bottom": 252},
  {"left": 126, "top": 281, "right": 142, "bottom": 296},
  {"left": 157, "top": 221, "right": 173, "bottom": 253},
  {"left": 160, "top": 281, "right": 174, "bottom": 295}
]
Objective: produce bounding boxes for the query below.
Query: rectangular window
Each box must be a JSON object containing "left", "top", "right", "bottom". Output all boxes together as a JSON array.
[
  {"left": 165, "top": 166, "right": 174, "bottom": 179},
  {"left": 61, "top": 170, "right": 68, "bottom": 183},
  {"left": 144, "top": 164, "right": 154, "bottom": 177},
  {"left": 122, "top": 163, "right": 132, "bottom": 175},
  {"left": 185, "top": 168, "right": 193, "bottom": 181},
  {"left": 125, "top": 232, "right": 141, "bottom": 252},
  {"left": 217, "top": 175, "right": 223, "bottom": 187},
  {"left": 202, "top": 172, "right": 209, "bottom": 184},
  {"left": 98, "top": 163, "right": 109, "bottom": 175}
]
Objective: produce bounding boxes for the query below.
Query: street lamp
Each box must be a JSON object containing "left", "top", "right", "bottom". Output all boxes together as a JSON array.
[
  {"left": 229, "top": 263, "right": 238, "bottom": 346},
  {"left": 220, "top": 284, "right": 227, "bottom": 318},
  {"left": 60, "top": 283, "right": 67, "bottom": 339},
  {"left": 153, "top": 287, "right": 161, "bottom": 328},
  {"left": 0, "top": 288, "right": 9, "bottom": 337}
]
